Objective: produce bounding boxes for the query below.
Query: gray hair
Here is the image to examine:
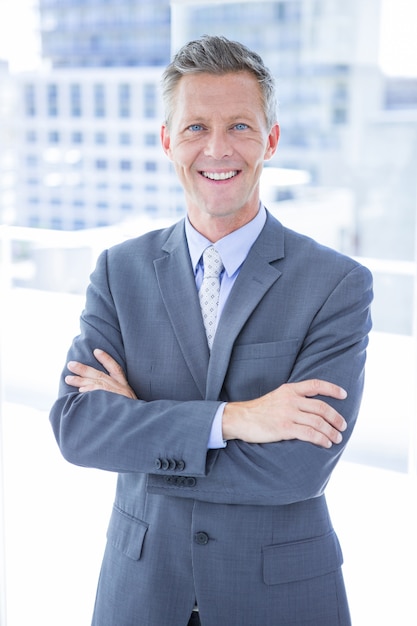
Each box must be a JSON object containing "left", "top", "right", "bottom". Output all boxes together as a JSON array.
[{"left": 161, "top": 35, "right": 277, "bottom": 129}]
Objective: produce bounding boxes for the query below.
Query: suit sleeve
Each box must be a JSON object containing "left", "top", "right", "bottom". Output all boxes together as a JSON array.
[
  {"left": 147, "top": 261, "right": 373, "bottom": 505},
  {"left": 49, "top": 249, "right": 223, "bottom": 475}
]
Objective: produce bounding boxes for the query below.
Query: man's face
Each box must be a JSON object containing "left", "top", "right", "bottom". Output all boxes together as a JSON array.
[{"left": 161, "top": 71, "right": 279, "bottom": 235}]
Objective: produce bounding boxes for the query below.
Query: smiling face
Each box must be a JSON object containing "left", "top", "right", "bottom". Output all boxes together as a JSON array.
[{"left": 161, "top": 71, "right": 280, "bottom": 240}]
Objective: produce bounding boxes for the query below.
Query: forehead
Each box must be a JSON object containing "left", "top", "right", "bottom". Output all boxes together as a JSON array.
[{"left": 172, "top": 71, "right": 264, "bottom": 118}]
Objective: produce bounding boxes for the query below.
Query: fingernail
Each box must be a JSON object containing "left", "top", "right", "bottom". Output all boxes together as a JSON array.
[{"left": 336, "top": 432, "right": 343, "bottom": 444}]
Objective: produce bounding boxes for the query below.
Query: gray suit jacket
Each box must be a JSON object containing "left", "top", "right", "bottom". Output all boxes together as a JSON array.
[{"left": 50, "top": 211, "right": 372, "bottom": 625}]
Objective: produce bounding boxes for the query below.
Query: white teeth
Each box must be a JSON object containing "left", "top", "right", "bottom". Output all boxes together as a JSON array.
[{"left": 202, "top": 171, "right": 238, "bottom": 180}]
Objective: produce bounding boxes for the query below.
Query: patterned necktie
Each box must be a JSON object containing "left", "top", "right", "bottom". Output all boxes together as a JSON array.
[{"left": 199, "top": 246, "right": 224, "bottom": 350}]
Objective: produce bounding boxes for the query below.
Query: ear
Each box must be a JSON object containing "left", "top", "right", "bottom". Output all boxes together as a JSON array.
[
  {"left": 160, "top": 124, "right": 172, "bottom": 159},
  {"left": 264, "top": 123, "right": 280, "bottom": 161}
]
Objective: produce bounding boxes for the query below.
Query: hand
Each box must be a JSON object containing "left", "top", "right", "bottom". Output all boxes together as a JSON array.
[
  {"left": 65, "top": 349, "right": 137, "bottom": 399},
  {"left": 222, "top": 379, "right": 347, "bottom": 449}
]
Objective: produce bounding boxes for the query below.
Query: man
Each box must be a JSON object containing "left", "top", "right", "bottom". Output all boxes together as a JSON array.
[{"left": 50, "top": 35, "right": 372, "bottom": 625}]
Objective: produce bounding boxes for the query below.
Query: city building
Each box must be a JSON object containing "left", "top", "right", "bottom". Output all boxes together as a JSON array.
[
  {"left": 10, "top": 0, "right": 417, "bottom": 272},
  {"left": 38, "top": 0, "right": 171, "bottom": 68},
  {"left": 13, "top": 66, "right": 185, "bottom": 230}
]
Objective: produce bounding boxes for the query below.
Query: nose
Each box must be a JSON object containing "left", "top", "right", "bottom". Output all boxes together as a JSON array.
[{"left": 204, "top": 128, "right": 233, "bottom": 160}]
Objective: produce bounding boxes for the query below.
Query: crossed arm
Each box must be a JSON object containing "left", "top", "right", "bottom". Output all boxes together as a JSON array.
[{"left": 66, "top": 348, "right": 348, "bottom": 450}]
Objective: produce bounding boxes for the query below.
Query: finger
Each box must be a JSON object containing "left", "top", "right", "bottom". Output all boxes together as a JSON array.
[
  {"left": 293, "top": 379, "right": 347, "bottom": 401},
  {"left": 298, "top": 396, "right": 347, "bottom": 432},
  {"left": 93, "top": 349, "right": 127, "bottom": 384},
  {"left": 65, "top": 374, "right": 85, "bottom": 389},
  {"left": 67, "top": 360, "right": 108, "bottom": 382},
  {"left": 292, "top": 423, "right": 341, "bottom": 449}
]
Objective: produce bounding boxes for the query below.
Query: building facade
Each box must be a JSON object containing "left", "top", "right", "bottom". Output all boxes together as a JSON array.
[
  {"left": 38, "top": 0, "right": 171, "bottom": 68},
  {"left": 14, "top": 67, "right": 186, "bottom": 230}
]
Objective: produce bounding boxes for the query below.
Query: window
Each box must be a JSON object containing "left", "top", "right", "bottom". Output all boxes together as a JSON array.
[
  {"left": 119, "top": 83, "right": 131, "bottom": 118},
  {"left": 47, "top": 83, "right": 58, "bottom": 117},
  {"left": 120, "top": 159, "right": 132, "bottom": 171},
  {"left": 144, "top": 160, "right": 157, "bottom": 172},
  {"left": 95, "top": 132, "right": 107, "bottom": 144},
  {"left": 95, "top": 159, "right": 107, "bottom": 170},
  {"left": 71, "top": 131, "right": 83, "bottom": 144},
  {"left": 70, "top": 83, "right": 82, "bottom": 117},
  {"left": 119, "top": 132, "right": 131, "bottom": 145},
  {"left": 24, "top": 84, "right": 36, "bottom": 116},
  {"left": 26, "top": 155, "right": 38, "bottom": 167},
  {"left": 26, "top": 130, "right": 37, "bottom": 143},
  {"left": 143, "top": 83, "right": 156, "bottom": 118},
  {"left": 144, "top": 132, "right": 157, "bottom": 146},
  {"left": 94, "top": 84, "right": 106, "bottom": 117},
  {"left": 48, "top": 131, "right": 60, "bottom": 143}
]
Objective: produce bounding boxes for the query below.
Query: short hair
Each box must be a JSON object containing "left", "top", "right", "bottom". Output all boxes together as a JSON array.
[{"left": 161, "top": 35, "right": 278, "bottom": 129}]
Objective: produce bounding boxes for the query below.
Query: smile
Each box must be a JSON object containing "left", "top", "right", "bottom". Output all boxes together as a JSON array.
[{"left": 201, "top": 171, "right": 239, "bottom": 181}]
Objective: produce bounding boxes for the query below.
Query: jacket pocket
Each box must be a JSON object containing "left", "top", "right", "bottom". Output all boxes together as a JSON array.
[
  {"left": 262, "top": 530, "right": 343, "bottom": 585},
  {"left": 106, "top": 505, "right": 148, "bottom": 561}
]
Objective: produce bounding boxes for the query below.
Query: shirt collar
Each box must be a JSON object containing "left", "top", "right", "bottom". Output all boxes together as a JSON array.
[{"left": 185, "top": 204, "right": 267, "bottom": 278}]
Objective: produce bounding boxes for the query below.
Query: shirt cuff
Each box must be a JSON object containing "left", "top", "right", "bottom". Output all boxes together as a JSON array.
[{"left": 207, "top": 403, "right": 227, "bottom": 449}]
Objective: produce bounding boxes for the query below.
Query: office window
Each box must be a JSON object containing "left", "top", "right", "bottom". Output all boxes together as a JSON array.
[
  {"left": 26, "top": 130, "right": 37, "bottom": 143},
  {"left": 95, "top": 159, "right": 107, "bottom": 170},
  {"left": 119, "top": 132, "right": 131, "bottom": 145},
  {"left": 94, "top": 84, "right": 106, "bottom": 117},
  {"left": 95, "top": 132, "right": 107, "bottom": 144},
  {"left": 96, "top": 201, "right": 109, "bottom": 209},
  {"left": 333, "top": 107, "right": 348, "bottom": 124},
  {"left": 120, "top": 159, "right": 132, "bottom": 171},
  {"left": 28, "top": 215, "right": 40, "bottom": 227},
  {"left": 48, "top": 131, "right": 60, "bottom": 143},
  {"left": 71, "top": 131, "right": 83, "bottom": 144},
  {"left": 24, "top": 84, "right": 36, "bottom": 116},
  {"left": 47, "top": 83, "right": 58, "bottom": 117},
  {"left": 144, "top": 132, "right": 158, "bottom": 146},
  {"left": 50, "top": 217, "right": 63, "bottom": 229},
  {"left": 143, "top": 83, "right": 157, "bottom": 118},
  {"left": 119, "top": 83, "right": 131, "bottom": 118},
  {"left": 26, "top": 155, "right": 38, "bottom": 167},
  {"left": 70, "top": 83, "right": 82, "bottom": 117},
  {"left": 144, "top": 160, "right": 157, "bottom": 172}
]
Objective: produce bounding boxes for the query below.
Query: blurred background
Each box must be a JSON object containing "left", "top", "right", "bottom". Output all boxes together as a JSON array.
[{"left": 0, "top": 0, "right": 416, "bottom": 624}]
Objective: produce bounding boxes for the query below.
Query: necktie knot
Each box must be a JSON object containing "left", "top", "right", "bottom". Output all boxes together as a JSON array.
[
  {"left": 202, "top": 246, "right": 223, "bottom": 278},
  {"left": 199, "top": 246, "right": 224, "bottom": 350}
]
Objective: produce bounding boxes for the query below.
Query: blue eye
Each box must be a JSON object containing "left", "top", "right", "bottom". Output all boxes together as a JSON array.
[
  {"left": 189, "top": 124, "right": 203, "bottom": 131},
  {"left": 234, "top": 123, "right": 248, "bottom": 130}
]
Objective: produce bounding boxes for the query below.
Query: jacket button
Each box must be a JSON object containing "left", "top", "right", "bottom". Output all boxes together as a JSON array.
[
  {"left": 161, "top": 458, "right": 170, "bottom": 471},
  {"left": 195, "top": 532, "right": 209, "bottom": 545},
  {"left": 154, "top": 458, "right": 162, "bottom": 470},
  {"left": 176, "top": 460, "right": 185, "bottom": 471},
  {"left": 185, "top": 477, "right": 196, "bottom": 487}
]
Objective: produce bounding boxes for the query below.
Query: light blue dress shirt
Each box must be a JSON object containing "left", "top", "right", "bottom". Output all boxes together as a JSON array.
[{"left": 185, "top": 204, "right": 267, "bottom": 448}]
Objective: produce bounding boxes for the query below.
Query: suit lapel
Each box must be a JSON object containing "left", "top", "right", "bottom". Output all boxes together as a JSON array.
[
  {"left": 154, "top": 213, "right": 285, "bottom": 401},
  {"left": 154, "top": 221, "right": 210, "bottom": 398},
  {"left": 206, "top": 213, "right": 285, "bottom": 399}
]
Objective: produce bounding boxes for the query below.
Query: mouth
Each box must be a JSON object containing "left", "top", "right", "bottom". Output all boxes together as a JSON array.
[{"left": 200, "top": 170, "right": 240, "bottom": 181}]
